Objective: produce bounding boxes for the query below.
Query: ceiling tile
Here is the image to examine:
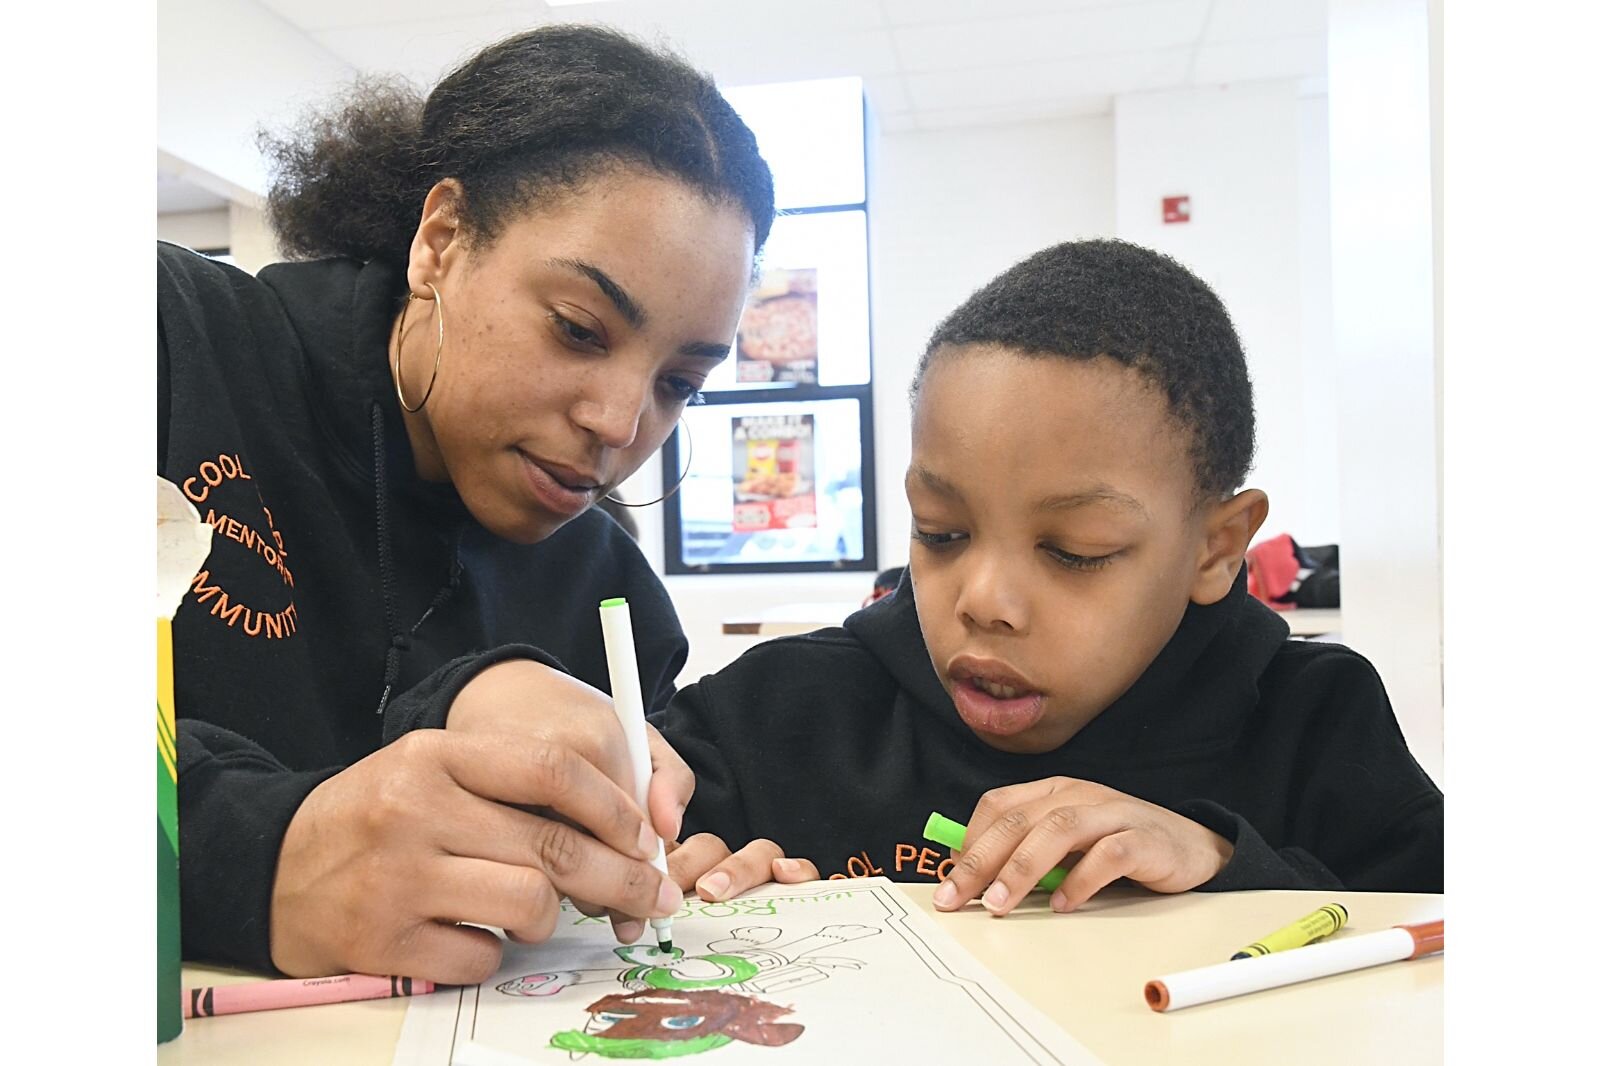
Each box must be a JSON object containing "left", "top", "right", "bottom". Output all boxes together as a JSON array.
[
  {"left": 864, "top": 74, "right": 912, "bottom": 115},
  {"left": 904, "top": 45, "right": 1190, "bottom": 111},
  {"left": 876, "top": 110, "right": 920, "bottom": 133},
  {"left": 1190, "top": 34, "right": 1326, "bottom": 85},
  {"left": 1203, "top": 0, "right": 1326, "bottom": 44},
  {"left": 256, "top": 0, "right": 535, "bottom": 33},
  {"left": 911, "top": 94, "right": 1114, "bottom": 131},
  {"left": 880, "top": 0, "right": 1152, "bottom": 27},
  {"left": 892, "top": 0, "right": 1209, "bottom": 71}
]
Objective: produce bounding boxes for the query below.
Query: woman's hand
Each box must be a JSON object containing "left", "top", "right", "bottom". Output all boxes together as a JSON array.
[
  {"left": 444, "top": 659, "right": 697, "bottom": 942},
  {"left": 446, "top": 659, "right": 695, "bottom": 844},
  {"left": 932, "top": 777, "right": 1235, "bottom": 916},
  {"left": 270, "top": 729, "right": 682, "bottom": 983}
]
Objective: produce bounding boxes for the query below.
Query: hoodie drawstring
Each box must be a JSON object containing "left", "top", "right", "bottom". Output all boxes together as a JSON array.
[{"left": 372, "top": 402, "right": 462, "bottom": 716}]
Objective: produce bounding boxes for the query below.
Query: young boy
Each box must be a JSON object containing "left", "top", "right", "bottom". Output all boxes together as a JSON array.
[{"left": 654, "top": 240, "right": 1442, "bottom": 916}]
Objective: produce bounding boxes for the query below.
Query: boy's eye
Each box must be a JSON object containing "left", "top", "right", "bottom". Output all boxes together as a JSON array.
[
  {"left": 551, "top": 312, "right": 604, "bottom": 349},
  {"left": 1042, "top": 544, "right": 1117, "bottom": 572},
  {"left": 911, "top": 529, "right": 967, "bottom": 548}
]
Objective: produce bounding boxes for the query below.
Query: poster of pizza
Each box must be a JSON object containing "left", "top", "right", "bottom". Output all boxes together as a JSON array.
[
  {"left": 731, "top": 413, "right": 817, "bottom": 532},
  {"left": 736, "top": 267, "right": 819, "bottom": 384}
]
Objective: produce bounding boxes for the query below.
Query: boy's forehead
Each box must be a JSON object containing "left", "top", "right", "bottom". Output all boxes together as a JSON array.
[{"left": 911, "top": 347, "right": 1197, "bottom": 508}]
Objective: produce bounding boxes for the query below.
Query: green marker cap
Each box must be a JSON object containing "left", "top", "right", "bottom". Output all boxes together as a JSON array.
[
  {"left": 600, "top": 597, "right": 627, "bottom": 608},
  {"left": 923, "top": 810, "right": 1069, "bottom": 894}
]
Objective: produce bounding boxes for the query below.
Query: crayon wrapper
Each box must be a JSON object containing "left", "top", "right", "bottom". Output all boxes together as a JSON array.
[
  {"left": 156, "top": 476, "right": 213, "bottom": 1044},
  {"left": 157, "top": 617, "right": 182, "bottom": 1042}
]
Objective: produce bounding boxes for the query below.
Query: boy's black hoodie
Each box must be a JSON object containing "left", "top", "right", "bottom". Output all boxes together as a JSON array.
[
  {"left": 157, "top": 244, "right": 688, "bottom": 973},
  {"left": 653, "top": 570, "right": 1441, "bottom": 893}
]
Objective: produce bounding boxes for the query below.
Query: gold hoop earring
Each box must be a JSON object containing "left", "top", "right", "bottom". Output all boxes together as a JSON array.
[
  {"left": 392, "top": 282, "right": 444, "bottom": 413},
  {"left": 606, "top": 420, "right": 693, "bottom": 507}
]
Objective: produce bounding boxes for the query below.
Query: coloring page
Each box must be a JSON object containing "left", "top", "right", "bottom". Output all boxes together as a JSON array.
[{"left": 393, "top": 878, "right": 1101, "bottom": 1065}]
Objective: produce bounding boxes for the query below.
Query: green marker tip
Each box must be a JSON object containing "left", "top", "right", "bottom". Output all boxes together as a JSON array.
[{"left": 600, "top": 597, "right": 627, "bottom": 608}]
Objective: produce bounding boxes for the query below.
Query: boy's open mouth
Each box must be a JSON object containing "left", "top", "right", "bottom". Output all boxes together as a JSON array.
[{"left": 947, "top": 658, "right": 1047, "bottom": 738}]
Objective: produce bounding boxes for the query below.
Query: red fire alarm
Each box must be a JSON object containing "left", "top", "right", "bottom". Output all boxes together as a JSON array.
[{"left": 1162, "top": 196, "right": 1191, "bottom": 224}]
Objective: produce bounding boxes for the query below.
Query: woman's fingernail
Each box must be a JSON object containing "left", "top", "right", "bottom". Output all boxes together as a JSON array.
[
  {"left": 981, "top": 882, "right": 1010, "bottom": 914},
  {"left": 774, "top": 858, "right": 799, "bottom": 877},
  {"left": 637, "top": 822, "right": 657, "bottom": 857},
  {"left": 932, "top": 881, "right": 959, "bottom": 910},
  {"left": 656, "top": 879, "right": 684, "bottom": 915},
  {"left": 671, "top": 806, "right": 685, "bottom": 842},
  {"left": 698, "top": 871, "right": 732, "bottom": 900},
  {"left": 614, "top": 919, "right": 644, "bottom": 944}
]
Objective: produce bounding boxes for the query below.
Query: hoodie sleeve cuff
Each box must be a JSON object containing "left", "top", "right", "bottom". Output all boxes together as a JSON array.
[
  {"left": 380, "top": 644, "right": 570, "bottom": 745},
  {"left": 1176, "top": 798, "right": 1344, "bottom": 892},
  {"left": 177, "top": 722, "right": 341, "bottom": 973}
]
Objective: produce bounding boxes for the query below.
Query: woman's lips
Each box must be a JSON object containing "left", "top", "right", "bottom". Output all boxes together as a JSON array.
[{"left": 518, "top": 452, "right": 595, "bottom": 517}]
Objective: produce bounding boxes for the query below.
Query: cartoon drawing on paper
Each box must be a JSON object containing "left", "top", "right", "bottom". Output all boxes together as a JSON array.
[
  {"left": 498, "top": 925, "right": 881, "bottom": 1059},
  {"left": 499, "top": 925, "right": 882, "bottom": 999},
  {"left": 392, "top": 880, "right": 1103, "bottom": 1066},
  {"left": 547, "top": 988, "right": 801, "bottom": 1059}
]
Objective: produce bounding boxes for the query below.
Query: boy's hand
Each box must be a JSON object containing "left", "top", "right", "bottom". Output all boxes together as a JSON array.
[
  {"left": 665, "top": 834, "right": 820, "bottom": 901},
  {"left": 932, "top": 777, "right": 1235, "bottom": 916}
]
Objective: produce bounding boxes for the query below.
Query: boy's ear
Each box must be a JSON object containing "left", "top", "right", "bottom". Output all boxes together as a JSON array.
[
  {"left": 406, "top": 178, "right": 466, "bottom": 294},
  {"left": 1189, "top": 489, "right": 1269, "bottom": 606}
]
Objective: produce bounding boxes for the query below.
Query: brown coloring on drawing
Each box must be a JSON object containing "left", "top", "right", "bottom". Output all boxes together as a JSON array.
[{"left": 584, "top": 989, "right": 802, "bottom": 1047}]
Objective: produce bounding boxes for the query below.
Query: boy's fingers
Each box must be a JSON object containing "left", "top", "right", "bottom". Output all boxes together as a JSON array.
[
  {"left": 695, "top": 839, "right": 785, "bottom": 902},
  {"left": 645, "top": 725, "right": 693, "bottom": 843},
  {"left": 1051, "top": 830, "right": 1144, "bottom": 913},
  {"left": 982, "top": 804, "right": 1129, "bottom": 915},
  {"left": 772, "top": 856, "right": 819, "bottom": 883},
  {"left": 666, "top": 833, "right": 734, "bottom": 891},
  {"left": 938, "top": 805, "right": 1036, "bottom": 908},
  {"left": 966, "top": 777, "right": 1098, "bottom": 846}
]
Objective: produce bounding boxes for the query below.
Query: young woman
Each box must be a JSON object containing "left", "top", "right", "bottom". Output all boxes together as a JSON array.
[{"left": 159, "top": 24, "right": 773, "bottom": 984}]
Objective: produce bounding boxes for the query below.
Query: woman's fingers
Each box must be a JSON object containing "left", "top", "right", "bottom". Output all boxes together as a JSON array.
[
  {"left": 430, "top": 857, "right": 562, "bottom": 946},
  {"left": 440, "top": 787, "right": 681, "bottom": 922},
  {"left": 432, "top": 732, "right": 655, "bottom": 862}
]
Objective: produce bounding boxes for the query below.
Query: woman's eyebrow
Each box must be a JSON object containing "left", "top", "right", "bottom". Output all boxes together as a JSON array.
[{"left": 549, "top": 257, "right": 646, "bottom": 330}]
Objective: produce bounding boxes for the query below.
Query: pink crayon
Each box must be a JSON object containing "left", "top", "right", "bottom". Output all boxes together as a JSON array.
[{"left": 183, "top": 973, "right": 435, "bottom": 1019}]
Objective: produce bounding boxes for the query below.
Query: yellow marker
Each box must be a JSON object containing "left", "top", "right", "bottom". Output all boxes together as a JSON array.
[{"left": 1231, "top": 903, "right": 1348, "bottom": 960}]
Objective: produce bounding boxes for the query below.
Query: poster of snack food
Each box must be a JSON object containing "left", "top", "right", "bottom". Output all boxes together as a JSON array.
[
  {"left": 731, "top": 413, "right": 817, "bottom": 532},
  {"left": 736, "top": 267, "right": 819, "bottom": 384}
]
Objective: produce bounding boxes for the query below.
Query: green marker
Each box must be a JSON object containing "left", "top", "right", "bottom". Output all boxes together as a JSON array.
[
  {"left": 1230, "top": 902, "right": 1349, "bottom": 960},
  {"left": 923, "top": 811, "right": 1069, "bottom": 894}
]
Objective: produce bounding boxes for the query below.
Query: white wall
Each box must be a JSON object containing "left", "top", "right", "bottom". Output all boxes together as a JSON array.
[
  {"left": 156, "top": 209, "right": 229, "bottom": 252},
  {"left": 1114, "top": 81, "right": 1340, "bottom": 546},
  {"left": 158, "top": 0, "right": 352, "bottom": 200},
  {"left": 644, "top": 114, "right": 1118, "bottom": 686},
  {"left": 1326, "top": 0, "right": 1442, "bottom": 783}
]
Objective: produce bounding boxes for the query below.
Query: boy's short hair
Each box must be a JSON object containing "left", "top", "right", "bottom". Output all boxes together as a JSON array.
[{"left": 912, "top": 239, "right": 1255, "bottom": 499}]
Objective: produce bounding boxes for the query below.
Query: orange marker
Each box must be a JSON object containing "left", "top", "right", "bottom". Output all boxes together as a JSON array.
[
  {"left": 1145, "top": 919, "right": 1442, "bottom": 1012},
  {"left": 183, "top": 974, "right": 435, "bottom": 1018}
]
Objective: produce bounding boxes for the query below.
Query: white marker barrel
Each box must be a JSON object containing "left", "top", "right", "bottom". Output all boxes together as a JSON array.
[
  {"left": 599, "top": 599, "right": 673, "bottom": 943},
  {"left": 1145, "top": 922, "right": 1441, "bottom": 1012}
]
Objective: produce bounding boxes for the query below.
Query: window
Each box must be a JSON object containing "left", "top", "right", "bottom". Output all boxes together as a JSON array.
[{"left": 662, "top": 77, "right": 878, "bottom": 574}]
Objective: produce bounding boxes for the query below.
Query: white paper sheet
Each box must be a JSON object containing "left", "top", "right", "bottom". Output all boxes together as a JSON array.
[{"left": 393, "top": 878, "right": 1100, "bottom": 1065}]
